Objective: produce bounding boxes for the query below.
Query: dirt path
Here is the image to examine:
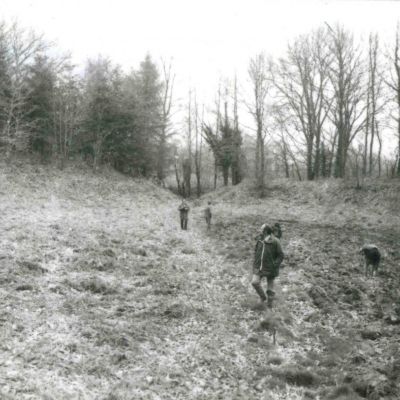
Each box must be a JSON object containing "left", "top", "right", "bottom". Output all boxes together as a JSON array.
[
  {"left": 116, "top": 204, "right": 313, "bottom": 400},
  {"left": 92, "top": 202, "right": 310, "bottom": 400}
]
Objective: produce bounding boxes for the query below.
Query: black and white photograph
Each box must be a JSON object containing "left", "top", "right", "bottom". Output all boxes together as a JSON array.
[{"left": 0, "top": 0, "right": 399, "bottom": 399}]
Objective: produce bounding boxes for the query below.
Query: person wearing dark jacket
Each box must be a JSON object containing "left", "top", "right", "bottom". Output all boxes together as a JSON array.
[
  {"left": 204, "top": 201, "right": 212, "bottom": 229},
  {"left": 251, "top": 224, "right": 284, "bottom": 308},
  {"left": 178, "top": 200, "right": 190, "bottom": 230}
]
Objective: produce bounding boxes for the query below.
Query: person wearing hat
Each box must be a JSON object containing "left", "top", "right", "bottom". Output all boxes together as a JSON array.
[{"left": 251, "top": 224, "right": 284, "bottom": 308}]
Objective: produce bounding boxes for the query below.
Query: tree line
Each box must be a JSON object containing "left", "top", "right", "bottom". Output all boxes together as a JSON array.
[
  {"left": 176, "top": 24, "right": 400, "bottom": 195},
  {"left": 1, "top": 21, "right": 400, "bottom": 196},
  {"left": 0, "top": 21, "right": 173, "bottom": 179}
]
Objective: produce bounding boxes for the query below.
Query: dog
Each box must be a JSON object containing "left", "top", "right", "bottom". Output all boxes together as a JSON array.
[{"left": 360, "top": 244, "right": 381, "bottom": 277}]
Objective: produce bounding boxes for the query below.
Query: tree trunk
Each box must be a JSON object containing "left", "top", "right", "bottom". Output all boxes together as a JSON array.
[
  {"left": 222, "top": 165, "right": 229, "bottom": 186},
  {"left": 255, "top": 135, "right": 260, "bottom": 182},
  {"left": 231, "top": 159, "right": 240, "bottom": 185},
  {"left": 334, "top": 130, "right": 344, "bottom": 178},
  {"left": 214, "top": 158, "right": 217, "bottom": 189},
  {"left": 93, "top": 136, "right": 102, "bottom": 170},
  {"left": 294, "top": 161, "right": 302, "bottom": 181},
  {"left": 174, "top": 159, "right": 182, "bottom": 196},
  {"left": 363, "top": 88, "right": 370, "bottom": 177},
  {"left": 195, "top": 168, "right": 201, "bottom": 197},
  {"left": 283, "top": 143, "right": 290, "bottom": 178},
  {"left": 259, "top": 136, "right": 265, "bottom": 188},
  {"left": 232, "top": 75, "right": 242, "bottom": 186},
  {"left": 314, "top": 132, "right": 321, "bottom": 179},
  {"left": 398, "top": 107, "right": 400, "bottom": 176},
  {"left": 306, "top": 139, "right": 314, "bottom": 180},
  {"left": 369, "top": 122, "right": 375, "bottom": 176},
  {"left": 157, "top": 136, "right": 166, "bottom": 181},
  {"left": 182, "top": 158, "right": 191, "bottom": 197},
  {"left": 376, "top": 121, "right": 382, "bottom": 178}
]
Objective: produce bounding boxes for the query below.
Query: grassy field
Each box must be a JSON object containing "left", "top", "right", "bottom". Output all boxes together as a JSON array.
[{"left": 0, "top": 162, "right": 399, "bottom": 399}]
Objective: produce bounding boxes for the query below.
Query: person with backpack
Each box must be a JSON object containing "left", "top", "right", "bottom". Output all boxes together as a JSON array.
[
  {"left": 251, "top": 224, "right": 284, "bottom": 308},
  {"left": 178, "top": 200, "right": 190, "bottom": 230},
  {"left": 204, "top": 201, "right": 212, "bottom": 229}
]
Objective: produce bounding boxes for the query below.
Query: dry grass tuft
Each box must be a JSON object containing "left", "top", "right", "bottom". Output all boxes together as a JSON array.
[
  {"left": 279, "top": 366, "right": 318, "bottom": 387},
  {"left": 267, "top": 356, "right": 284, "bottom": 365},
  {"left": 328, "top": 385, "right": 361, "bottom": 399},
  {"left": 65, "top": 277, "right": 117, "bottom": 294},
  {"left": 181, "top": 246, "right": 196, "bottom": 255}
]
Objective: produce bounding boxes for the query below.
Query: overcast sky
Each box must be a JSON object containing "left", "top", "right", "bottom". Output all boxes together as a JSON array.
[
  {"left": 0, "top": 0, "right": 399, "bottom": 151},
  {"left": 1, "top": 1, "right": 399, "bottom": 94}
]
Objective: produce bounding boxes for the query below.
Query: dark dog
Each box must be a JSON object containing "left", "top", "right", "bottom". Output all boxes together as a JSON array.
[{"left": 360, "top": 244, "right": 381, "bottom": 277}]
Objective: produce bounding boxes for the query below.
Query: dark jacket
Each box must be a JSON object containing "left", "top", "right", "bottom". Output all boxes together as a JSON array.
[
  {"left": 253, "top": 234, "right": 284, "bottom": 278},
  {"left": 178, "top": 203, "right": 190, "bottom": 219}
]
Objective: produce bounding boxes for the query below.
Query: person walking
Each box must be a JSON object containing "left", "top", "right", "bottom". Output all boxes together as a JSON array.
[
  {"left": 204, "top": 201, "right": 212, "bottom": 229},
  {"left": 251, "top": 224, "right": 284, "bottom": 308},
  {"left": 178, "top": 200, "right": 190, "bottom": 230}
]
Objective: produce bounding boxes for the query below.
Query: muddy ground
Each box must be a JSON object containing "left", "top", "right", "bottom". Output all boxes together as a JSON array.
[{"left": 209, "top": 212, "right": 400, "bottom": 400}]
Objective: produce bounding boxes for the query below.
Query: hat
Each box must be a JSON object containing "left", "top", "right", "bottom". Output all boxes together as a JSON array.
[{"left": 260, "top": 224, "right": 272, "bottom": 234}]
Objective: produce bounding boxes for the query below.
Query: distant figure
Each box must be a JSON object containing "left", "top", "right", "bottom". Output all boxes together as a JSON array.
[
  {"left": 204, "top": 201, "right": 212, "bottom": 229},
  {"left": 178, "top": 200, "right": 190, "bottom": 230},
  {"left": 273, "top": 222, "right": 282, "bottom": 239},
  {"left": 252, "top": 224, "right": 284, "bottom": 308},
  {"left": 360, "top": 244, "right": 381, "bottom": 277}
]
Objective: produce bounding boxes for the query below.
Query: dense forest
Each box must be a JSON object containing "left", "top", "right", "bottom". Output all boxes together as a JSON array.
[{"left": 1, "top": 21, "right": 400, "bottom": 194}]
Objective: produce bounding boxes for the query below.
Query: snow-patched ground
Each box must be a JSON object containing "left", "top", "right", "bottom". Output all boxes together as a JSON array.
[{"left": 0, "top": 163, "right": 399, "bottom": 399}]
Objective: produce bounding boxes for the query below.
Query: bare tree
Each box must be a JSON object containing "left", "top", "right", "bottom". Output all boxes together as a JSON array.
[
  {"left": 348, "top": 144, "right": 364, "bottom": 188},
  {"left": 376, "top": 120, "right": 382, "bottom": 177},
  {"left": 385, "top": 24, "right": 400, "bottom": 176},
  {"left": 213, "top": 82, "right": 222, "bottom": 189},
  {"left": 273, "top": 106, "right": 304, "bottom": 180},
  {"left": 202, "top": 111, "right": 233, "bottom": 187},
  {"left": 326, "top": 24, "right": 367, "bottom": 178},
  {"left": 183, "top": 89, "right": 192, "bottom": 197},
  {"left": 53, "top": 65, "right": 81, "bottom": 168},
  {"left": 276, "top": 129, "right": 291, "bottom": 179},
  {"left": 231, "top": 75, "right": 243, "bottom": 185},
  {"left": 248, "top": 53, "right": 269, "bottom": 189},
  {"left": 364, "top": 33, "right": 385, "bottom": 176},
  {"left": 157, "top": 58, "right": 175, "bottom": 182},
  {"left": 3, "top": 22, "right": 46, "bottom": 152},
  {"left": 194, "top": 95, "right": 203, "bottom": 197},
  {"left": 270, "top": 28, "right": 332, "bottom": 180},
  {"left": 174, "top": 153, "right": 183, "bottom": 196}
]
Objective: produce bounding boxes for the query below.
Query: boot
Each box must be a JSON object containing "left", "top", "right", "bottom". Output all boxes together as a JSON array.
[
  {"left": 252, "top": 283, "right": 267, "bottom": 302},
  {"left": 266, "top": 290, "right": 275, "bottom": 309}
]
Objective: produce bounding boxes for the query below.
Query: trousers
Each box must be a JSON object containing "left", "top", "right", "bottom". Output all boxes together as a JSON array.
[
  {"left": 180, "top": 218, "right": 188, "bottom": 230},
  {"left": 251, "top": 274, "right": 275, "bottom": 302}
]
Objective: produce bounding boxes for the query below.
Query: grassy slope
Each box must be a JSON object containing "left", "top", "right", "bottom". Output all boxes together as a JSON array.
[{"left": 0, "top": 164, "right": 399, "bottom": 399}]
